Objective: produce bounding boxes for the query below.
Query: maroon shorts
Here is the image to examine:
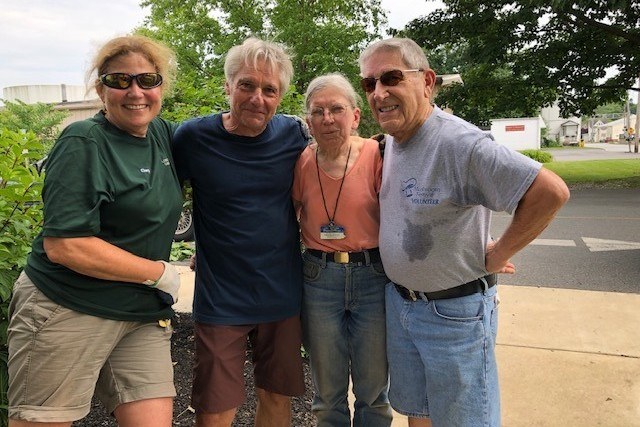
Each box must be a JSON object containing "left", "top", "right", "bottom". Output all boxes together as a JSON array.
[{"left": 192, "top": 315, "right": 305, "bottom": 413}]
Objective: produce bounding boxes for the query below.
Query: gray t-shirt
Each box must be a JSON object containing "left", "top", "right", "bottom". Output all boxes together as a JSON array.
[{"left": 379, "top": 106, "right": 541, "bottom": 292}]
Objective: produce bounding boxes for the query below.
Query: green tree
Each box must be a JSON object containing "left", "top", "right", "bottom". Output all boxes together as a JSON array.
[
  {"left": 595, "top": 101, "right": 626, "bottom": 116},
  {"left": 403, "top": 1, "right": 639, "bottom": 118},
  {"left": 158, "top": 73, "right": 229, "bottom": 122},
  {"left": 590, "top": 100, "right": 636, "bottom": 121},
  {"left": 138, "top": 0, "right": 387, "bottom": 134},
  {"left": 419, "top": 43, "right": 557, "bottom": 127},
  {"left": 0, "top": 100, "right": 68, "bottom": 151}
]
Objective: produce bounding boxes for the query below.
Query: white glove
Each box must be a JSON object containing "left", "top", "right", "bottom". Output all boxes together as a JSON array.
[{"left": 148, "top": 261, "right": 181, "bottom": 305}]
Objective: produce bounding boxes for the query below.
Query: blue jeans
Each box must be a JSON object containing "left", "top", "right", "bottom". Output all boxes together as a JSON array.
[
  {"left": 386, "top": 282, "right": 500, "bottom": 427},
  {"left": 301, "top": 252, "right": 392, "bottom": 427}
]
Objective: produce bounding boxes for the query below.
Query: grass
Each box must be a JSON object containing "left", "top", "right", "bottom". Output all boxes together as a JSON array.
[{"left": 544, "top": 159, "right": 640, "bottom": 187}]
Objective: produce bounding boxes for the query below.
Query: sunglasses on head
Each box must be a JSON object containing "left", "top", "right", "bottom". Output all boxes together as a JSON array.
[
  {"left": 100, "top": 73, "right": 163, "bottom": 90},
  {"left": 360, "top": 69, "right": 423, "bottom": 93}
]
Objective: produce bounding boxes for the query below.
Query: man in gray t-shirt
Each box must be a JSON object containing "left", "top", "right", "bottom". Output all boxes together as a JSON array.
[{"left": 359, "top": 38, "right": 569, "bottom": 427}]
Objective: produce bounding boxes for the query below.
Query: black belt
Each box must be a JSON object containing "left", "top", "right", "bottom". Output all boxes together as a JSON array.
[
  {"left": 305, "top": 248, "right": 381, "bottom": 264},
  {"left": 394, "top": 274, "right": 497, "bottom": 301}
]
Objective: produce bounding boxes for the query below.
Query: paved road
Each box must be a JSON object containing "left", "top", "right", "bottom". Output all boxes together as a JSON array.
[
  {"left": 492, "top": 188, "right": 640, "bottom": 294},
  {"left": 490, "top": 143, "right": 640, "bottom": 293},
  {"left": 546, "top": 142, "right": 640, "bottom": 161}
]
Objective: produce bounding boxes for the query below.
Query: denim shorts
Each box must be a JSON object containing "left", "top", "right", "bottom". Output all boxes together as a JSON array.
[{"left": 385, "top": 282, "right": 500, "bottom": 426}]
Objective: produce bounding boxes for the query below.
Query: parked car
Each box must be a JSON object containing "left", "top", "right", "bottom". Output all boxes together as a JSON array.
[{"left": 174, "top": 207, "right": 194, "bottom": 241}]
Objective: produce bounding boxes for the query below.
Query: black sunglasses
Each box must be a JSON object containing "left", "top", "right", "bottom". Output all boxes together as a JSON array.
[
  {"left": 360, "top": 69, "right": 423, "bottom": 93},
  {"left": 100, "top": 73, "right": 163, "bottom": 90}
]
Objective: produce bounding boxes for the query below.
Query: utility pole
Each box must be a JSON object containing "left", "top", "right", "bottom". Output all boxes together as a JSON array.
[
  {"left": 635, "top": 73, "right": 640, "bottom": 153},
  {"left": 625, "top": 97, "right": 631, "bottom": 152}
]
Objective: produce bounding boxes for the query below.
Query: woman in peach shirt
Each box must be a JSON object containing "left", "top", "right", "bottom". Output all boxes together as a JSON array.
[{"left": 292, "top": 73, "right": 392, "bottom": 427}]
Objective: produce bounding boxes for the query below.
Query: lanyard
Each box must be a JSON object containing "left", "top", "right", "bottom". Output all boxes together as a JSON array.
[{"left": 315, "top": 144, "right": 352, "bottom": 226}]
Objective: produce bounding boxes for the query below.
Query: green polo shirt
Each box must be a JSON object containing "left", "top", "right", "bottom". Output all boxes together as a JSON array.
[{"left": 25, "top": 113, "right": 182, "bottom": 322}]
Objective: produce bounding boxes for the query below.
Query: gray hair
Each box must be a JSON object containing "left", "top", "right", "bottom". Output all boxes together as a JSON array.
[
  {"left": 224, "top": 37, "right": 294, "bottom": 93},
  {"left": 304, "top": 73, "right": 361, "bottom": 111},
  {"left": 358, "top": 38, "right": 430, "bottom": 73}
]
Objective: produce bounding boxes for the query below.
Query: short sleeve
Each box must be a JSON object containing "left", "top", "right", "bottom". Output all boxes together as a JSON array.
[
  {"left": 292, "top": 155, "right": 304, "bottom": 204},
  {"left": 172, "top": 121, "right": 193, "bottom": 184},
  {"left": 41, "top": 135, "right": 112, "bottom": 237},
  {"left": 466, "top": 137, "right": 541, "bottom": 214},
  {"left": 372, "top": 140, "right": 383, "bottom": 194}
]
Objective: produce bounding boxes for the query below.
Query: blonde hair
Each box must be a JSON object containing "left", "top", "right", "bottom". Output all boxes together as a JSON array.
[{"left": 87, "top": 34, "right": 177, "bottom": 97}]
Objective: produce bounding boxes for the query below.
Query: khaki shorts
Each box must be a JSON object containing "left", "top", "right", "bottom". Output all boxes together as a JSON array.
[
  {"left": 8, "top": 272, "right": 176, "bottom": 423},
  {"left": 192, "top": 315, "right": 305, "bottom": 413}
]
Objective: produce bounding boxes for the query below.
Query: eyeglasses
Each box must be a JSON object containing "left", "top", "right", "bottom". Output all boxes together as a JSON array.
[
  {"left": 100, "top": 73, "right": 163, "bottom": 90},
  {"left": 360, "top": 69, "right": 423, "bottom": 93},
  {"left": 308, "top": 104, "right": 349, "bottom": 120}
]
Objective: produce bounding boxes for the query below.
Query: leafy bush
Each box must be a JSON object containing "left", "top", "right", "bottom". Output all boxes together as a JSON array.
[
  {"left": 520, "top": 149, "right": 553, "bottom": 163},
  {"left": 170, "top": 241, "right": 195, "bottom": 262},
  {"left": 0, "top": 128, "right": 47, "bottom": 424},
  {"left": 0, "top": 100, "right": 64, "bottom": 424},
  {"left": 540, "top": 127, "right": 562, "bottom": 148},
  {"left": 541, "top": 136, "right": 562, "bottom": 148},
  {"left": 0, "top": 101, "right": 67, "bottom": 151}
]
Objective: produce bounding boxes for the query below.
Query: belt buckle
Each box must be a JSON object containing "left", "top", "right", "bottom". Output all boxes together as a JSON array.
[
  {"left": 408, "top": 289, "right": 418, "bottom": 302},
  {"left": 333, "top": 251, "right": 349, "bottom": 263}
]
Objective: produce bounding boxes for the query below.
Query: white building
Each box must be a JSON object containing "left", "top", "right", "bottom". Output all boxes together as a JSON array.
[
  {"left": 3, "top": 84, "right": 96, "bottom": 104},
  {"left": 540, "top": 103, "right": 582, "bottom": 144},
  {"left": 593, "top": 115, "right": 637, "bottom": 143},
  {"left": 489, "top": 116, "right": 546, "bottom": 150},
  {"left": 2, "top": 84, "right": 101, "bottom": 129}
]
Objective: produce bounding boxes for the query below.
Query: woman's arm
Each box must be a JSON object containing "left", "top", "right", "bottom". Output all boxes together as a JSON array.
[{"left": 44, "top": 236, "right": 164, "bottom": 284}]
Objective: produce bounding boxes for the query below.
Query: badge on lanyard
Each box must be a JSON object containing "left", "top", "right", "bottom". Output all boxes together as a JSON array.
[
  {"left": 316, "top": 144, "right": 351, "bottom": 241},
  {"left": 320, "top": 222, "right": 346, "bottom": 240}
]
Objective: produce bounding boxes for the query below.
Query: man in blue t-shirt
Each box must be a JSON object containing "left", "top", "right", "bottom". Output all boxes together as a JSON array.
[
  {"left": 172, "top": 38, "right": 309, "bottom": 427},
  {"left": 358, "top": 38, "right": 570, "bottom": 427}
]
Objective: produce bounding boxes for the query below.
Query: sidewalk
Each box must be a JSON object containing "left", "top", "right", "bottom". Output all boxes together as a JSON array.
[
  {"left": 584, "top": 141, "right": 639, "bottom": 153},
  {"left": 172, "top": 266, "right": 640, "bottom": 426},
  {"left": 546, "top": 142, "right": 640, "bottom": 162}
]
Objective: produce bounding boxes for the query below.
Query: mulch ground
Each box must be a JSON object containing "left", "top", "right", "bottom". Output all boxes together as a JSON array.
[{"left": 75, "top": 313, "right": 316, "bottom": 426}]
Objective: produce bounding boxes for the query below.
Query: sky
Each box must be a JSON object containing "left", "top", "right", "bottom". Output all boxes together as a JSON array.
[{"left": 0, "top": 0, "right": 445, "bottom": 99}]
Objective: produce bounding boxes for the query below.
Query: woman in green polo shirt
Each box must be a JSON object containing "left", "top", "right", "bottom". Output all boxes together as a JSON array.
[{"left": 8, "top": 35, "right": 183, "bottom": 427}]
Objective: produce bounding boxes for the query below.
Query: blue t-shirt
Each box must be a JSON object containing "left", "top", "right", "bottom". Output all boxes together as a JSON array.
[{"left": 173, "top": 113, "right": 308, "bottom": 324}]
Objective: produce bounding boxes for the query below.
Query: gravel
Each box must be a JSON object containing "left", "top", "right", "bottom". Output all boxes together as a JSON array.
[{"left": 75, "top": 314, "right": 315, "bottom": 426}]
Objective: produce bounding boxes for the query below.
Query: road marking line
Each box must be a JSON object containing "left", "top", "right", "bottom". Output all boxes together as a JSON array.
[
  {"left": 530, "top": 239, "right": 576, "bottom": 247},
  {"left": 553, "top": 216, "right": 640, "bottom": 221},
  {"left": 582, "top": 237, "right": 640, "bottom": 252}
]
